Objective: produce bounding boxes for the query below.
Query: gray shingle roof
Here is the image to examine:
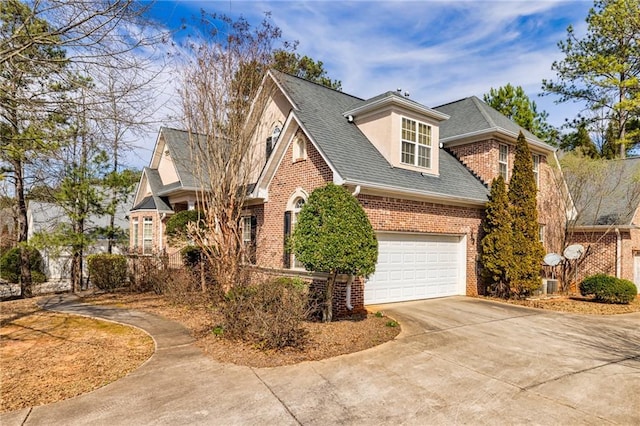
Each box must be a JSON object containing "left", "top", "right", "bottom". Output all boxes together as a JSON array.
[
  {"left": 160, "top": 127, "right": 206, "bottom": 189},
  {"left": 131, "top": 168, "right": 173, "bottom": 212},
  {"left": 434, "top": 96, "right": 555, "bottom": 151},
  {"left": 271, "top": 71, "right": 489, "bottom": 203},
  {"left": 571, "top": 157, "right": 640, "bottom": 226}
]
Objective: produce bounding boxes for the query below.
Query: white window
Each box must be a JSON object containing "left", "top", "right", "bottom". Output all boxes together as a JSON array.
[
  {"left": 293, "top": 136, "right": 307, "bottom": 161},
  {"left": 132, "top": 218, "right": 139, "bottom": 249},
  {"left": 539, "top": 225, "right": 545, "bottom": 243},
  {"left": 532, "top": 154, "right": 540, "bottom": 186},
  {"left": 499, "top": 144, "right": 509, "bottom": 180},
  {"left": 241, "top": 216, "right": 252, "bottom": 244},
  {"left": 292, "top": 197, "right": 305, "bottom": 269},
  {"left": 401, "top": 117, "right": 432, "bottom": 168},
  {"left": 143, "top": 217, "right": 153, "bottom": 254}
]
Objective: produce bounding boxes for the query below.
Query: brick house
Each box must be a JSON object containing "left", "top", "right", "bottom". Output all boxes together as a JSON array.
[
  {"left": 130, "top": 70, "right": 566, "bottom": 313},
  {"left": 566, "top": 157, "right": 640, "bottom": 290}
]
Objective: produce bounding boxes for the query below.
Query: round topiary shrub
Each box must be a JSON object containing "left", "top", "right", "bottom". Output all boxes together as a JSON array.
[
  {"left": 0, "top": 246, "right": 46, "bottom": 283},
  {"left": 87, "top": 254, "right": 128, "bottom": 290},
  {"left": 580, "top": 274, "right": 637, "bottom": 304}
]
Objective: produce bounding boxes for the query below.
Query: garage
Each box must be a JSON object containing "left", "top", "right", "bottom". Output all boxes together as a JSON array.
[{"left": 364, "top": 232, "right": 466, "bottom": 304}]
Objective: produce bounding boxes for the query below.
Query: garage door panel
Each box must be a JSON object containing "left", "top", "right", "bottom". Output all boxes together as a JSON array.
[{"left": 365, "top": 233, "right": 465, "bottom": 304}]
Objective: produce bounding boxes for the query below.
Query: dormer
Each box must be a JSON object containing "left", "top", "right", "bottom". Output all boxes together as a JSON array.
[{"left": 344, "top": 91, "right": 449, "bottom": 176}]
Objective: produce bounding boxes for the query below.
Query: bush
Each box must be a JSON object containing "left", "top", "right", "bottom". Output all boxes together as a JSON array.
[
  {"left": 0, "top": 246, "right": 46, "bottom": 283},
  {"left": 181, "top": 245, "right": 202, "bottom": 267},
  {"left": 221, "top": 277, "right": 310, "bottom": 349},
  {"left": 87, "top": 254, "right": 128, "bottom": 290},
  {"left": 580, "top": 274, "right": 637, "bottom": 304}
]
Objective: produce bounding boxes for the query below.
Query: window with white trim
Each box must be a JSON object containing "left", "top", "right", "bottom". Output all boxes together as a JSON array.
[
  {"left": 132, "top": 218, "right": 139, "bottom": 249},
  {"left": 241, "top": 216, "right": 252, "bottom": 244},
  {"left": 143, "top": 217, "right": 153, "bottom": 254},
  {"left": 532, "top": 154, "right": 540, "bottom": 186},
  {"left": 291, "top": 198, "right": 306, "bottom": 269},
  {"left": 539, "top": 224, "right": 545, "bottom": 243},
  {"left": 401, "top": 117, "right": 432, "bottom": 168},
  {"left": 499, "top": 144, "right": 509, "bottom": 180}
]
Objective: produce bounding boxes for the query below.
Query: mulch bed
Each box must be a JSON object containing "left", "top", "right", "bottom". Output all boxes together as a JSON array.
[{"left": 482, "top": 294, "right": 640, "bottom": 315}]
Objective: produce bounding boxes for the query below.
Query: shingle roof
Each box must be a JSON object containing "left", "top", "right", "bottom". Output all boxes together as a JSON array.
[
  {"left": 571, "top": 157, "right": 640, "bottom": 226},
  {"left": 434, "top": 96, "right": 555, "bottom": 151},
  {"left": 271, "top": 70, "right": 489, "bottom": 203},
  {"left": 130, "top": 168, "right": 172, "bottom": 213},
  {"left": 159, "top": 127, "right": 208, "bottom": 189}
]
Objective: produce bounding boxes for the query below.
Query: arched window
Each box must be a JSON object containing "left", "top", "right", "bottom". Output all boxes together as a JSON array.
[
  {"left": 284, "top": 189, "right": 308, "bottom": 269},
  {"left": 293, "top": 135, "right": 307, "bottom": 161}
]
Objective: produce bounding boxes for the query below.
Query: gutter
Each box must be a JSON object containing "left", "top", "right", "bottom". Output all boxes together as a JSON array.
[{"left": 342, "top": 179, "right": 487, "bottom": 207}]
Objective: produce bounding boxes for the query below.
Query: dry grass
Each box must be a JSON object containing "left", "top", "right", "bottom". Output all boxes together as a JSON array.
[
  {"left": 82, "top": 291, "right": 400, "bottom": 368},
  {"left": 483, "top": 294, "right": 640, "bottom": 314},
  {"left": 0, "top": 297, "right": 154, "bottom": 413}
]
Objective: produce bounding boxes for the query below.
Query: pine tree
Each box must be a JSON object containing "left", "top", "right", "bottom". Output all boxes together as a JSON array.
[
  {"left": 480, "top": 175, "right": 513, "bottom": 298},
  {"left": 508, "top": 132, "right": 545, "bottom": 297}
]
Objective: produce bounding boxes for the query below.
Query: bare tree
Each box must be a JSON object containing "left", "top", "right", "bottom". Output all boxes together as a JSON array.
[
  {"left": 178, "top": 13, "right": 281, "bottom": 293},
  {"left": 551, "top": 152, "right": 640, "bottom": 290}
]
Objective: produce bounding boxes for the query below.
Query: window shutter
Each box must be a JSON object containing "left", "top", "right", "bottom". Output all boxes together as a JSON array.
[{"left": 283, "top": 211, "right": 291, "bottom": 268}]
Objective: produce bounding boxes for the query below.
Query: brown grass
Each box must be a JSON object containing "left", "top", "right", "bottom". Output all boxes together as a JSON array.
[{"left": 0, "top": 297, "right": 154, "bottom": 413}]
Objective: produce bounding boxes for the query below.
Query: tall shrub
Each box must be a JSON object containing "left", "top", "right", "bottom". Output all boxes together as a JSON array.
[
  {"left": 480, "top": 175, "right": 513, "bottom": 297},
  {"left": 292, "top": 183, "right": 378, "bottom": 322},
  {"left": 508, "top": 132, "right": 545, "bottom": 297},
  {"left": 0, "top": 246, "right": 46, "bottom": 284},
  {"left": 87, "top": 254, "right": 128, "bottom": 290}
]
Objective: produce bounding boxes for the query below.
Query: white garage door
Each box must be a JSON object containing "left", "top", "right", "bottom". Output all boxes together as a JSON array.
[{"left": 365, "top": 233, "right": 466, "bottom": 304}]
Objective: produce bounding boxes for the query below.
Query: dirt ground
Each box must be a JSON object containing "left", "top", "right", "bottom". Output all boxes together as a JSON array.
[
  {"left": 82, "top": 291, "right": 401, "bottom": 368},
  {"left": 0, "top": 297, "right": 154, "bottom": 413},
  {"left": 483, "top": 294, "right": 640, "bottom": 314}
]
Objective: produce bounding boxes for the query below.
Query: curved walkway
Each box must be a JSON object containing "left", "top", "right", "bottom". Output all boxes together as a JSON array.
[
  {"left": 2, "top": 296, "right": 638, "bottom": 425},
  {"left": 1, "top": 294, "right": 298, "bottom": 426}
]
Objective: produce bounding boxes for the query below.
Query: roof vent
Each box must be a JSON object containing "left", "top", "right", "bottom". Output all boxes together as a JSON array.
[
  {"left": 397, "top": 88, "right": 402, "bottom": 93},
  {"left": 404, "top": 91, "right": 410, "bottom": 97}
]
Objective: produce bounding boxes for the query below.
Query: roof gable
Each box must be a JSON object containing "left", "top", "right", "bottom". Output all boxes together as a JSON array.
[{"left": 435, "top": 97, "right": 555, "bottom": 152}]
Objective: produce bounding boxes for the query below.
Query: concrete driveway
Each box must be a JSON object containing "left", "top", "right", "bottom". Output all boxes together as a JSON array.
[{"left": 2, "top": 296, "right": 639, "bottom": 425}]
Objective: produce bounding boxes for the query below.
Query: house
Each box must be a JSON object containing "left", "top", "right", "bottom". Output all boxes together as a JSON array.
[
  {"left": 27, "top": 200, "right": 130, "bottom": 284},
  {"left": 567, "top": 157, "right": 640, "bottom": 290},
  {"left": 130, "top": 70, "right": 566, "bottom": 314}
]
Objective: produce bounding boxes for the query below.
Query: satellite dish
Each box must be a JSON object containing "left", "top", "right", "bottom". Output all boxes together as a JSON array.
[
  {"left": 544, "top": 253, "right": 562, "bottom": 266},
  {"left": 563, "top": 244, "right": 584, "bottom": 260}
]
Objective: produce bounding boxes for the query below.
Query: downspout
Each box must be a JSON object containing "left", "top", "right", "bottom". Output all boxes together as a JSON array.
[
  {"left": 615, "top": 228, "right": 621, "bottom": 278},
  {"left": 159, "top": 213, "right": 166, "bottom": 253},
  {"left": 344, "top": 185, "right": 361, "bottom": 312}
]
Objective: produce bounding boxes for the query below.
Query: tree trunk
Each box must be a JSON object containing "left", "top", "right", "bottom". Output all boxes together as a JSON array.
[
  {"left": 13, "top": 158, "right": 33, "bottom": 298},
  {"left": 322, "top": 271, "right": 337, "bottom": 323}
]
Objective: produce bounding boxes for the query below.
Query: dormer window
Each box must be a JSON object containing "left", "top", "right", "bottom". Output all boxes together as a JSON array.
[
  {"left": 293, "top": 135, "right": 307, "bottom": 162},
  {"left": 401, "top": 117, "right": 432, "bottom": 169}
]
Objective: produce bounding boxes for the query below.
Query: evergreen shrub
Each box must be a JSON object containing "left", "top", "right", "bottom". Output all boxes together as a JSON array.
[
  {"left": 87, "top": 254, "right": 128, "bottom": 290},
  {"left": 580, "top": 274, "right": 637, "bottom": 304},
  {"left": 0, "top": 247, "right": 46, "bottom": 283}
]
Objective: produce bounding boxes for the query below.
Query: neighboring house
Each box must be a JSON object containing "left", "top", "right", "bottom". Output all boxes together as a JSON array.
[
  {"left": 27, "top": 200, "right": 130, "bottom": 283},
  {"left": 567, "top": 157, "right": 640, "bottom": 290},
  {"left": 131, "top": 70, "right": 566, "bottom": 314}
]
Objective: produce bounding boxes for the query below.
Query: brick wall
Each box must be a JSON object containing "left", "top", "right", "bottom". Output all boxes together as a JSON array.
[
  {"left": 449, "top": 139, "right": 565, "bottom": 255},
  {"left": 358, "top": 194, "right": 485, "bottom": 295}
]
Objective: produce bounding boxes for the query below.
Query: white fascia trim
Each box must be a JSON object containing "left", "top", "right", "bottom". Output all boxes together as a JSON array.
[
  {"left": 132, "top": 169, "right": 148, "bottom": 208},
  {"left": 441, "top": 128, "right": 556, "bottom": 153},
  {"left": 344, "top": 95, "right": 450, "bottom": 122},
  {"left": 149, "top": 130, "right": 165, "bottom": 169},
  {"left": 343, "top": 179, "right": 486, "bottom": 207}
]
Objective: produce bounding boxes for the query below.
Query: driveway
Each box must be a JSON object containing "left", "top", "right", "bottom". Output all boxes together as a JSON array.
[{"left": 2, "top": 296, "right": 639, "bottom": 425}]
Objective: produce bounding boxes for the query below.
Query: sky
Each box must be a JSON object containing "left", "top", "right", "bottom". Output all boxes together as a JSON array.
[{"left": 126, "top": 0, "right": 596, "bottom": 170}]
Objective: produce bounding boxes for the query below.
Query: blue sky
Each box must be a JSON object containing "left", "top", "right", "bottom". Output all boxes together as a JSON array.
[{"left": 128, "top": 0, "right": 595, "bottom": 169}]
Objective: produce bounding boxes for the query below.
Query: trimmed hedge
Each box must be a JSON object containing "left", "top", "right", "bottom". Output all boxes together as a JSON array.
[
  {"left": 0, "top": 247, "right": 46, "bottom": 283},
  {"left": 87, "top": 254, "right": 128, "bottom": 290},
  {"left": 579, "top": 274, "right": 637, "bottom": 304}
]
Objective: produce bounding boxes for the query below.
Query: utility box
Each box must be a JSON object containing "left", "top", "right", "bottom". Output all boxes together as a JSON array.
[{"left": 543, "top": 279, "right": 558, "bottom": 294}]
